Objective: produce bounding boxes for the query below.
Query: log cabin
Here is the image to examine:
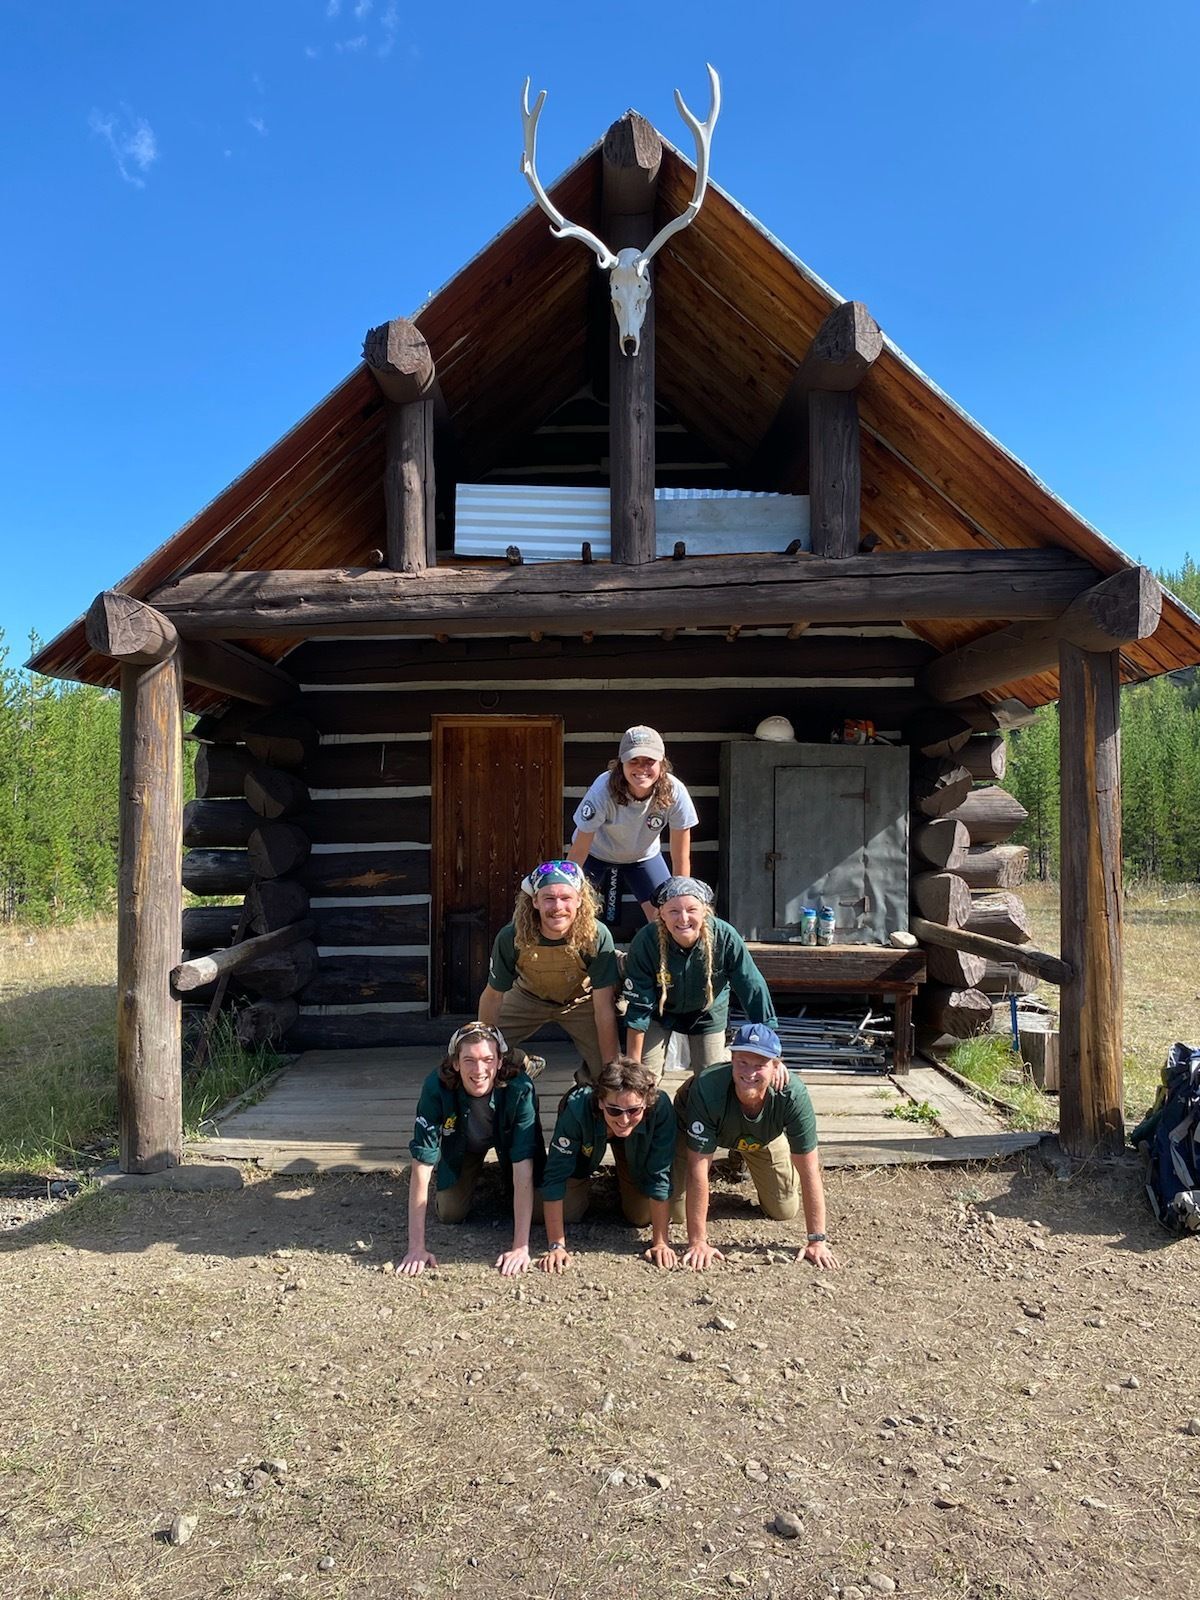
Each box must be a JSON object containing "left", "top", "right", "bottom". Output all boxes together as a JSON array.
[{"left": 29, "top": 105, "right": 1200, "bottom": 1174}]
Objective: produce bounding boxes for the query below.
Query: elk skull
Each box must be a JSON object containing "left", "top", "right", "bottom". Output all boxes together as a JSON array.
[{"left": 520, "top": 66, "right": 721, "bottom": 358}]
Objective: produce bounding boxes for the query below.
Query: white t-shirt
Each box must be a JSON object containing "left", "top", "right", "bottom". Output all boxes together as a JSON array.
[{"left": 571, "top": 773, "right": 699, "bottom": 864}]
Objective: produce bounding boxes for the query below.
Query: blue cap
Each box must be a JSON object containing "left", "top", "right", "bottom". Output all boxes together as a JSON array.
[{"left": 730, "top": 1022, "right": 782, "bottom": 1060}]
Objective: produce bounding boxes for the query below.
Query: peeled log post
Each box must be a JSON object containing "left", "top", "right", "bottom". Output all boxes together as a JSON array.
[
  {"left": 194, "top": 743, "right": 252, "bottom": 799},
  {"left": 912, "top": 760, "right": 972, "bottom": 819},
  {"left": 182, "top": 849, "right": 254, "bottom": 897},
  {"left": 172, "top": 919, "right": 315, "bottom": 993},
  {"left": 979, "top": 960, "right": 1039, "bottom": 996},
  {"left": 909, "top": 915, "right": 1071, "bottom": 987},
  {"left": 236, "top": 998, "right": 299, "bottom": 1049},
  {"left": 922, "top": 943, "right": 987, "bottom": 988},
  {"left": 911, "top": 817, "right": 969, "bottom": 872},
  {"left": 960, "top": 735, "right": 1007, "bottom": 783},
  {"left": 245, "top": 765, "right": 310, "bottom": 820},
  {"left": 181, "top": 905, "right": 242, "bottom": 951},
  {"left": 964, "top": 892, "right": 1031, "bottom": 945},
  {"left": 115, "top": 652, "right": 184, "bottom": 1173},
  {"left": 912, "top": 871, "right": 972, "bottom": 927},
  {"left": 246, "top": 879, "right": 310, "bottom": 933},
  {"left": 1058, "top": 642, "right": 1124, "bottom": 1157},
  {"left": 247, "top": 823, "right": 311, "bottom": 880},
  {"left": 239, "top": 940, "right": 318, "bottom": 1001},
  {"left": 917, "top": 984, "right": 994, "bottom": 1039},
  {"left": 362, "top": 317, "right": 435, "bottom": 404},
  {"left": 959, "top": 844, "right": 1029, "bottom": 891},
  {"left": 243, "top": 713, "right": 321, "bottom": 770},
  {"left": 946, "top": 785, "right": 1028, "bottom": 845},
  {"left": 183, "top": 798, "right": 258, "bottom": 849}
]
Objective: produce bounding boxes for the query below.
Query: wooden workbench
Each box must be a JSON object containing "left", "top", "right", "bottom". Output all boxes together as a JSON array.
[{"left": 746, "top": 943, "right": 926, "bottom": 1072}]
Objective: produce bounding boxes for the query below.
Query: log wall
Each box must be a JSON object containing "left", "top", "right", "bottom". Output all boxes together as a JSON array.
[{"left": 187, "top": 627, "right": 933, "bottom": 1049}]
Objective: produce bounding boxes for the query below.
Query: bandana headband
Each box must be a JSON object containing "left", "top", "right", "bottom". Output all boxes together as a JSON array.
[
  {"left": 447, "top": 1021, "right": 508, "bottom": 1056},
  {"left": 653, "top": 875, "right": 715, "bottom": 908},
  {"left": 522, "top": 859, "right": 585, "bottom": 896}
]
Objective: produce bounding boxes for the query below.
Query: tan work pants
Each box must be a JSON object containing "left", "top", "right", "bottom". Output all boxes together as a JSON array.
[
  {"left": 434, "top": 1153, "right": 543, "bottom": 1225},
  {"left": 498, "top": 986, "right": 605, "bottom": 1077},
  {"left": 561, "top": 1143, "right": 681, "bottom": 1227},
  {"left": 669, "top": 1082, "right": 801, "bottom": 1222},
  {"left": 638, "top": 1022, "right": 728, "bottom": 1080}
]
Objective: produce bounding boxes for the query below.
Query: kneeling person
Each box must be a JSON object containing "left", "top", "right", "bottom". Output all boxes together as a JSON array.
[
  {"left": 678, "top": 1022, "right": 840, "bottom": 1272},
  {"left": 401, "top": 1022, "right": 544, "bottom": 1278},
  {"left": 538, "top": 1057, "right": 679, "bottom": 1273}
]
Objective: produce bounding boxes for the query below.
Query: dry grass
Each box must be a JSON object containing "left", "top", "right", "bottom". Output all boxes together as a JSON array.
[{"left": 1021, "top": 880, "right": 1200, "bottom": 1120}]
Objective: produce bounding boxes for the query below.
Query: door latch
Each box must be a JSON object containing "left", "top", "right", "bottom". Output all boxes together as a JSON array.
[{"left": 764, "top": 850, "right": 783, "bottom": 872}]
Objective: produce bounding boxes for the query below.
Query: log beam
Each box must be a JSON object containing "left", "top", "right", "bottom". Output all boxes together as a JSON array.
[
  {"left": 362, "top": 317, "right": 435, "bottom": 404},
  {"left": 910, "top": 915, "right": 1072, "bottom": 987},
  {"left": 1058, "top": 643, "right": 1124, "bottom": 1157},
  {"left": 172, "top": 918, "right": 315, "bottom": 993},
  {"left": 116, "top": 653, "right": 184, "bottom": 1172},
  {"left": 603, "top": 112, "right": 661, "bottom": 565},
  {"left": 148, "top": 549, "right": 1103, "bottom": 640},
  {"left": 86, "top": 591, "right": 176, "bottom": 664},
  {"left": 922, "top": 566, "right": 1163, "bottom": 703},
  {"left": 180, "top": 641, "right": 298, "bottom": 707}
]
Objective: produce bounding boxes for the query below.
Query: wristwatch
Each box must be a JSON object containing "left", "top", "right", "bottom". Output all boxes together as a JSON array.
[
  {"left": 546, "top": 1240, "right": 568, "bottom": 1251},
  {"left": 806, "top": 1232, "right": 827, "bottom": 1243}
]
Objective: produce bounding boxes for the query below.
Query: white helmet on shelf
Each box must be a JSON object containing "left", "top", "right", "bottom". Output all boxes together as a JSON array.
[{"left": 754, "top": 715, "right": 795, "bottom": 742}]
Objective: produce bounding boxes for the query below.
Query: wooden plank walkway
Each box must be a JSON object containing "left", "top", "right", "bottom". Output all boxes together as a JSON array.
[{"left": 191, "top": 1046, "right": 1041, "bottom": 1172}]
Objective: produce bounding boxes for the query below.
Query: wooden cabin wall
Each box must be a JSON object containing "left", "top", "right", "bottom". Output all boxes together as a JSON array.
[{"left": 184, "top": 627, "right": 934, "bottom": 1051}]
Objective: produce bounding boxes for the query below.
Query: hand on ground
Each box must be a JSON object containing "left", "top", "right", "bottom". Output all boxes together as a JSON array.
[
  {"left": 536, "top": 1246, "right": 572, "bottom": 1275},
  {"left": 797, "top": 1241, "right": 840, "bottom": 1270},
  {"left": 397, "top": 1249, "right": 438, "bottom": 1276},
  {"left": 496, "top": 1245, "right": 531, "bottom": 1277},
  {"left": 643, "top": 1242, "right": 677, "bottom": 1270},
  {"left": 682, "top": 1241, "right": 724, "bottom": 1271}
]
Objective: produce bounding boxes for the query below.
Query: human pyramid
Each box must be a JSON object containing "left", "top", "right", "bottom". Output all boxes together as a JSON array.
[{"left": 401, "top": 728, "right": 840, "bottom": 1278}]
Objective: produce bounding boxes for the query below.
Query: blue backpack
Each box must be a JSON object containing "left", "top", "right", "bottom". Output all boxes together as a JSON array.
[{"left": 1130, "top": 1043, "right": 1200, "bottom": 1234}]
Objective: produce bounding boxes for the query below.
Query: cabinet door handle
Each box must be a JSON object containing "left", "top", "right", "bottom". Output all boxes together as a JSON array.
[{"left": 764, "top": 851, "right": 783, "bottom": 871}]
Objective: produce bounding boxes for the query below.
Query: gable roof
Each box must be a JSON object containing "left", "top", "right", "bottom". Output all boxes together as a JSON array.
[{"left": 30, "top": 138, "right": 1200, "bottom": 711}]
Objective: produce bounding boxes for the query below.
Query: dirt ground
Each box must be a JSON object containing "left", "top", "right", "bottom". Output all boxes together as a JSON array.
[{"left": 2, "top": 1153, "right": 1198, "bottom": 1600}]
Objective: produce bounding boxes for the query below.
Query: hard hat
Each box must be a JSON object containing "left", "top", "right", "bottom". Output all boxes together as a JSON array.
[{"left": 754, "top": 715, "right": 795, "bottom": 742}]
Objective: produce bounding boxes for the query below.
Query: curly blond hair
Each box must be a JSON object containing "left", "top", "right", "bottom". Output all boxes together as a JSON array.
[
  {"left": 657, "top": 905, "right": 715, "bottom": 1017},
  {"left": 513, "top": 876, "right": 603, "bottom": 957},
  {"left": 606, "top": 755, "right": 676, "bottom": 812}
]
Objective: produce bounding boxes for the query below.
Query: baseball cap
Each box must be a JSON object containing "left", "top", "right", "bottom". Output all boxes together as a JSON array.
[
  {"left": 730, "top": 1022, "right": 783, "bottom": 1060},
  {"left": 619, "top": 726, "right": 665, "bottom": 761}
]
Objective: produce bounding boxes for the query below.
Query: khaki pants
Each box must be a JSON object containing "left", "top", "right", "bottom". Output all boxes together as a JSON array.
[
  {"left": 435, "top": 1153, "right": 543, "bottom": 1225},
  {"left": 498, "top": 986, "right": 606, "bottom": 1076},
  {"left": 639, "top": 1022, "right": 728, "bottom": 1080},
  {"left": 669, "top": 1082, "right": 800, "bottom": 1223},
  {"left": 561, "top": 1145, "right": 678, "bottom": 1228}
]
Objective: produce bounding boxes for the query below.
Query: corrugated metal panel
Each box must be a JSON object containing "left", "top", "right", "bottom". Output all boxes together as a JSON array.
[{"left": 455, "top": 485, "right": 809, "bottom": 560}]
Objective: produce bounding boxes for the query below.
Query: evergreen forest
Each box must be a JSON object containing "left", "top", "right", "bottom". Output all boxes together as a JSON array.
[{"left": 3, "top": 558, "right": 1199, "bottom": 923}]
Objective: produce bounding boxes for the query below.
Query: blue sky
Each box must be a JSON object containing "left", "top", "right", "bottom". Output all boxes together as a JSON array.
[{"left": 3, "top": 0, "right": 1199, "bottom": 665}]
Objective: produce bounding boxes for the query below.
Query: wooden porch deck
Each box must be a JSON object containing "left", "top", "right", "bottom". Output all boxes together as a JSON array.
[{"left": 191, "top": 1047, "right": 1041, "bottom": 1172}]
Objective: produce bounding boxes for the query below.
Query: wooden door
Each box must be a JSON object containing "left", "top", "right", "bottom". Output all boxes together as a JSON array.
[
  {"left": 432, "top": 715, "right": 563, "bottom": 1014},
  {"left": 773, "top": 764, "right": 867, "bottom": 932}
]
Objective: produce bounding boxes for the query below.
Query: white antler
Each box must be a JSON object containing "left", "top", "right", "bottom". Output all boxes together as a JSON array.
[
  {"left": 520, "top": 78, "right": 618, "bottom": 269},
  {"left": 639, "top": 63, "right": 721, "bottom": 266}
]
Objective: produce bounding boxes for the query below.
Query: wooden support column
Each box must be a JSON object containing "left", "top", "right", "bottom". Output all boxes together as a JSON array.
[
  {"left": 603, "top": 112, "right": 661, "bottom": 566},
  {"left": 1058, "top": 643, "right": 1124, "bottom": 1157},
  {"left": 363, "top": 317, "right": 436, "bottom": 573},
  {"left": 110, "top": 643, "right": 185, "bottom": 1172},
  {"left": 750, "top": 301, "right": 882, "bottom": 559}
]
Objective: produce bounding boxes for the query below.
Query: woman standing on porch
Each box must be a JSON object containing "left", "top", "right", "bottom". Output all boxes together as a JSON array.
[
  {"left": 477, "top": 860, "right": 621, "bottom": 1081},
  {"left": 623, "top": 876, "right": 777, "bottom": 1076},
  {"left": 566, "top": 726, "right": 699, "bottom": 924},
  {"left": 400, "top": 1022, "right": 544, "bottom": 1277}
]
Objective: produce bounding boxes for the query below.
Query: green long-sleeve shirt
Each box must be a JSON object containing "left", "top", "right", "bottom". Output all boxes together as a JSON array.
[
  {"left": 409, "top": 1070, "right": 545, "bottom": 1192},
  {"left": 539, "top": 1086, "right": 676, "bottom": 1202},
  {"left": 622, "top": 916, "right": 777, "bottom": 1037}
]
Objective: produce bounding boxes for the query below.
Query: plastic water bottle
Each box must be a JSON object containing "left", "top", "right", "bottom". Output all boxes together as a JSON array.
[
  {"left": 800, "top": 907, "right": 817, "bottom": 946},
  {"left": 817, "top": 905, "right": 836, "bottom": 946}
]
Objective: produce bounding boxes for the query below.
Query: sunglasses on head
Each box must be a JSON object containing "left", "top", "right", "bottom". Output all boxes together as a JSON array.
[
  {"left": 532, "top": 860, "right": 583, "bottom": 881},
  {"left": 447, "top": 1022, "right": 507, "bottom": 1055}
]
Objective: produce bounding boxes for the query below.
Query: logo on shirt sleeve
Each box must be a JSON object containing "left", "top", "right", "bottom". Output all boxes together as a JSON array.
[
  {"left": 442, "top": 1116, "right": 457, "bottom": 1134},
  {"left": 623, "top": 976, "right": 635, "bottom": 992},
  {"left": 580, "top": 802, "right": 596, "bottom": 822},
  {"left": 690, "top": 1119, "right": 707, "bottom": 1137},
  {"left": 555, "top": 1134, "right": 574, "bottom": 1152}
]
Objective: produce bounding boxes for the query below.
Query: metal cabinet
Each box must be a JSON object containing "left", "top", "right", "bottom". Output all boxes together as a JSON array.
[{"left": 719, "top": 741, "right": 909, "bottom": 944}]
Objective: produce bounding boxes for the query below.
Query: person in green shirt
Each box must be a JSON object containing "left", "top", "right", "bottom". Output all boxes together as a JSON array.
[
  {"left": 538, "top": 1057, "right": 680, "bottom": 1272},
  {"left": 677, "top": 1022, "right": 840, "bottom": 1273},
  {"left": 400, "top": 1022, "right": 545, "bottom": 1278},
  {"left": 623, "top": 876, "right": 776, "bottom": 1076},
  {"left": 478, "top": 860, "right": 621, "bottom": 1081}
]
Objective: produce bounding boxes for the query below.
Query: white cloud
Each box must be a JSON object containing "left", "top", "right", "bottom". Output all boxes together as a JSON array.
[
  {"left": 305, "top": 44, "right": 320, "bottom": 57},
  {"left": 248, "top": 115, "right": 267, "bottom": 135},
  {"left": 251, "top": 70, "right": 265, "bottom": 94},
  {"left": 354, "top": 0, "right": 373, "bottom": 15},
  {"left": 89, "top": 108, "right": 158, "bottom": 188},
  {"left": 326, "top": 0, "right": 341, "bottom": 14},
  {"left": 335, "top": 33, "right": 367, "bottom": 51},
  {"left": 378, "top": 1, "right": 399, "bottom": 57}
]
